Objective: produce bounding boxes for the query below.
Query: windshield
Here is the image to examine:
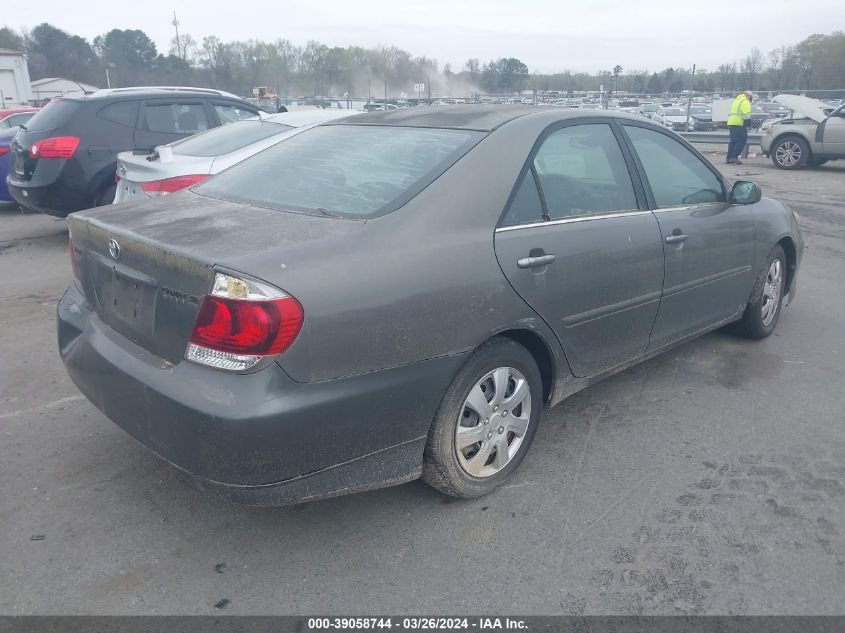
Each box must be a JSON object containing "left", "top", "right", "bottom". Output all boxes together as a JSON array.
[
  {"left": 690, "top": 107, "right": 710, "bottom": 114},
  {"left": 171, "top": 119, "right": 293, "bottom": 157},
  {"left": 663, "top": 108, "right": 685, "bottom": 116},
  {"left": 195, "top": 125, "right": 484, "bottom": 218}
]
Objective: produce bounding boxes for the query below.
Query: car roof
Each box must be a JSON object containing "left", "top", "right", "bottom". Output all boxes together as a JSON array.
[
  {"left": 334, "top": 104, "right": 541, "bottom": 131},
  {"left": 333, "top": 104, "right": 653, "bottom": 132},
  {"left": 68, "top": 86, "right": 246, "bottom": 102},
  {"left": 264, "top": 109, "right": 359, "bottom": 126}
]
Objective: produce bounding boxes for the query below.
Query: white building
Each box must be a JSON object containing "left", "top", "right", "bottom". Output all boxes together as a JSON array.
[
  {"left": 30, "top": 77, "right": 98, "bottom": 102},
  {"left": 0, "top": 49, "right": 34, "bottom": 107}
]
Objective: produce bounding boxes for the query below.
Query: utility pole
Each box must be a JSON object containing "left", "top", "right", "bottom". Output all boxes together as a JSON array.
[
  {"left": 367, "top": 79, "right": 372, "bottom": 108},
  {"left": 384, "top": 79, "right": 387, "bottom": 107},
  {"left": 427, "top": 75, "right": 431, "bottom": 102},
  {"left": 172, "top": 11, "right": 182, "bottom": 59},
  {"left": 685, "top": 64, "right": 696, "bottom": 131}
]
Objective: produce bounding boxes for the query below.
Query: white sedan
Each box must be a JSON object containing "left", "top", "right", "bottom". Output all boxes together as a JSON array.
[{"left": 114, "top": 109, "right": 358, "bottom": 203}]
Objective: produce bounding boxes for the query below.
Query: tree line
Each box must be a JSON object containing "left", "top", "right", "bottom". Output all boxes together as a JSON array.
[{"left": 0, "top": 23, "right": 842, "bottom": 99}]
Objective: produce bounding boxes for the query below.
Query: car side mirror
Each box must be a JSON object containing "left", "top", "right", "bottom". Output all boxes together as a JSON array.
[{"left": 731, "top": 180, "right": 762, "bottom": 205}]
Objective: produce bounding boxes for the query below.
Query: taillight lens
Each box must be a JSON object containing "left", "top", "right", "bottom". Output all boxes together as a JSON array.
[
  {"left": 0, "top": 146, "right": 10, "bottom": 157},
  {"left": 30, "top": 136, "right": 80, "bottom": 159},
  {"left": 140, "top": 174, "right": 209, "bottom": 196},
  {"left": 186, "top": 272, "right": 304, "bottom": 372}
]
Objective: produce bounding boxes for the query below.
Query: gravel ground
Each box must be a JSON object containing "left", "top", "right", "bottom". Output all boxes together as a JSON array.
[{"left": 1, "top": 156, "right": 844, "bottom": 615}]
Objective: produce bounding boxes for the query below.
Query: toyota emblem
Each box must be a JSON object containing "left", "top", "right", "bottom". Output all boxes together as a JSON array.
[{"left": 108, "top": 238, "right": 121, "bottom": 260}]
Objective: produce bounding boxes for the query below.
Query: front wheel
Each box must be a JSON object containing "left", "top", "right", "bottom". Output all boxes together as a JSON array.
[
  {"left": 737, "top": 245, "right": 787, "bottom": 339},
  {"left": 422, "top": 337, "right": 542, "bottom": 499},
  {"left": 771, "top": 136, "right": 809, "bottom": 170}
]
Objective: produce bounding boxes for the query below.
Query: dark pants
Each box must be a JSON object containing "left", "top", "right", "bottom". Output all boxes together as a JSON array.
[{"left": 727, "top": 125, "right": 748, "bottom": 160}]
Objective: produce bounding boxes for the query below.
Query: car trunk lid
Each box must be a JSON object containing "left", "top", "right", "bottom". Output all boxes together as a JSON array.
[
  {"left": 115, "top": 150, "right": 214, "bottom": 203},
  {"left": 68, "top": 191, "right": 362, "bottom": 364}
]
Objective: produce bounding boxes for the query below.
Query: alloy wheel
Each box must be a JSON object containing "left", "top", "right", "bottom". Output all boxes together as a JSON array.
[
  {"left": 775, "top": 141, "right": 802, "bottom": 167},
  {"left": 761, "top": 259, "right": 784, "bottom": 327}
]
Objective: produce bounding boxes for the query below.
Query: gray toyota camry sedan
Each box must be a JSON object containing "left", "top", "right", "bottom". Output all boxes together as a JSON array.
[{"left": 58, "top": 106, "right": 803, "bottom": 505}]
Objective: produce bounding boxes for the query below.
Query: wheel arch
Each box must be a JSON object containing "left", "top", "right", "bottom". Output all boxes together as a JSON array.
[
  {"left": 489, "top": 328, "right": 559, "bottom": 406},
  {"left": 777, "top": 235, "right": 797, "bottom": 294}
]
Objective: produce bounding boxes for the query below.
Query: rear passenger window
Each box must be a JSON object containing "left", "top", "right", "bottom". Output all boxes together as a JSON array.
[
  {"left": 532, "top": 124, "right": 638, "bottom": 219},
  {"left": 623, "top": 125, "right": 725, "bottom": 207},
  {"left": 214, "top": 103, "right": 259, "bottom": 124},
  {"left": 501, "top": 170, "right": 545, "bottom": 226},
  {"left": 97, "top": 101, "right": 139, "bottom": 127},
  {"left": 143, "top": 103, "right": 209, "bottom": 134}
]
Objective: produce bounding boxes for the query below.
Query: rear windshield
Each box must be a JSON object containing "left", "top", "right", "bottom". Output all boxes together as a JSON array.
[
  {"left": 195, "top": 125, "right": 483, "bottom": 218},
  {"left": 21, "top": 99, "right": 80, "bottom": 131},
  {"left": 171, "top": 119, "right": 293, "bottom": 157}
]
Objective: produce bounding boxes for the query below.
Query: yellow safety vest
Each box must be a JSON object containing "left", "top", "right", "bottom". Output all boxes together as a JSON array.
[{"left": 727, "top": 95, "right": 751, "bottom": 126}]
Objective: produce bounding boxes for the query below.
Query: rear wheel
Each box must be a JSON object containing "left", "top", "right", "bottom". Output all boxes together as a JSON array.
[
  {"left": 737, "top": 245, "right": 787, "bottom": 339},
  {"left": 422, "top": 337, "right": 542, "bottom": 498},
  {"left": 771, "top": 136, "right": 809, "bottom": 170}
]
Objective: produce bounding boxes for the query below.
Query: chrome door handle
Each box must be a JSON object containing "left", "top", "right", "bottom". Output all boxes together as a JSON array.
[
  {"left": 665, "top": 234, "right": 688, "bottom": 244},
  {"left": 517, "top": 254, "right": 557, "bottom": 269}
]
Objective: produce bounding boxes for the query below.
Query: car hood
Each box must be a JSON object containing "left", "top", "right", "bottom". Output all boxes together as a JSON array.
[
  {"left": 773, "top": 95, "right": 829, "bottom": 123},
  {"left": 664, "top": 115, "right": 688, "bottom": 122}
]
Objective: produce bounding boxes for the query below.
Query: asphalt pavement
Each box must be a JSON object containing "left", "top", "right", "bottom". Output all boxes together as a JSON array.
[{"left": 1, "top": 157, "right": 844, "bottom": 615}]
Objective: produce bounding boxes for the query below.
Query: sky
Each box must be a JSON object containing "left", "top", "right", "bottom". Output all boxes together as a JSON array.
[{"left": 4, "top": 0, "right": 844, "bottom": 73}]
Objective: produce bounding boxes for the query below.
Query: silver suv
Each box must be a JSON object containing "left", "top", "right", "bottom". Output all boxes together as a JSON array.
[{"left": 761, "top": 95, "right": 845, "bottom": 169}]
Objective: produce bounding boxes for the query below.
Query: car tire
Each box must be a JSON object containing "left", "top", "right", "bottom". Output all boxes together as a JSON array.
[
  {"left": 737, "top": 244, "right": 787, "bottom": 340},
  {"left": 94, "top": 183, "right": 117, "bottom": 207},
  {"left": 771, "top": 136, "right": 809, "bottom": 170},
  {"left": 422, "top": 337, "right": 542, "bottom": 499}
]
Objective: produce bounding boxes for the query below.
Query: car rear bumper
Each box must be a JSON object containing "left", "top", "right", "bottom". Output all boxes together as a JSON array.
[
  {"left": 58, "top": 283, "right": 466, "bottom": 504},
  {"left": 7, "top": 179, "right": 89, "bottom": 216}
]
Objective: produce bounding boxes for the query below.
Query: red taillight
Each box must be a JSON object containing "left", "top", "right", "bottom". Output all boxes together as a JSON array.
[
  {"left": 140, "top": 174, "right": 209, "bottom": 196},
  {"left": 30, "top": 136, "right": 80, "bottom": 159},
  {"left": 0, "top": 146, "right": 10, "bottom": 157},
  {"left": 186, "top": 272, "right": 303, "bottom": 371}
]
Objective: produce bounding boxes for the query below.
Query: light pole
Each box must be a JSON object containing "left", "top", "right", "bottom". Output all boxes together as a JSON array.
[{"left": 105, "top": 63, "right": 116, "bottom": 89}]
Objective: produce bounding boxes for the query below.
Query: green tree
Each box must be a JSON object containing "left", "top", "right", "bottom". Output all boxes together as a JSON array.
[
  {"left": 25, "top": 23, "right": 100, "bottom": 84},
  {"left": 647, "top": 72, "right": 664, "bottom": 94},
  {"left": 0, "top": 26, "right": 24, "bottom": 51}
]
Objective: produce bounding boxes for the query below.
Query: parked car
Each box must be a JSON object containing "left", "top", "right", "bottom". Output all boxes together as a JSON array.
[
  {"left": 759, "top": 102, "right": 791, "bottom": 119},
  {"left": 761, "top": 94, "right": 845, "bottom": 169},
  {"left": 0, "top": 107, "right": 39, "bottom": 131},
  {"left": 0, "top": 129, "right": 17, "bottom": 203},
  {"left": 59, "top": 106, "right": 802, "bottom": 505},
  {"left": 686, "top": 105, "right": 717, "bottom": 131},
  {"left": 114, "top": 109, "right": 358, "bottom": 203},
  {"left": 637, "top": 103, "right": 659, "bottom": 119},
  {"left": 655, "top": 106, "right": 693, "bottom": 131},
  {"left": 749, "top": 105, "right": 770, "bottom": 129},
  {"left": 6, "top": 87, "right": 263, "bottom": 217}
]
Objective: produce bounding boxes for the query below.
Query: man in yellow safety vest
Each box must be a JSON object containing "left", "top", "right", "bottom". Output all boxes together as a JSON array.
[{"left": 726, "top": 91, "right": 753, "bottom": 164}]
